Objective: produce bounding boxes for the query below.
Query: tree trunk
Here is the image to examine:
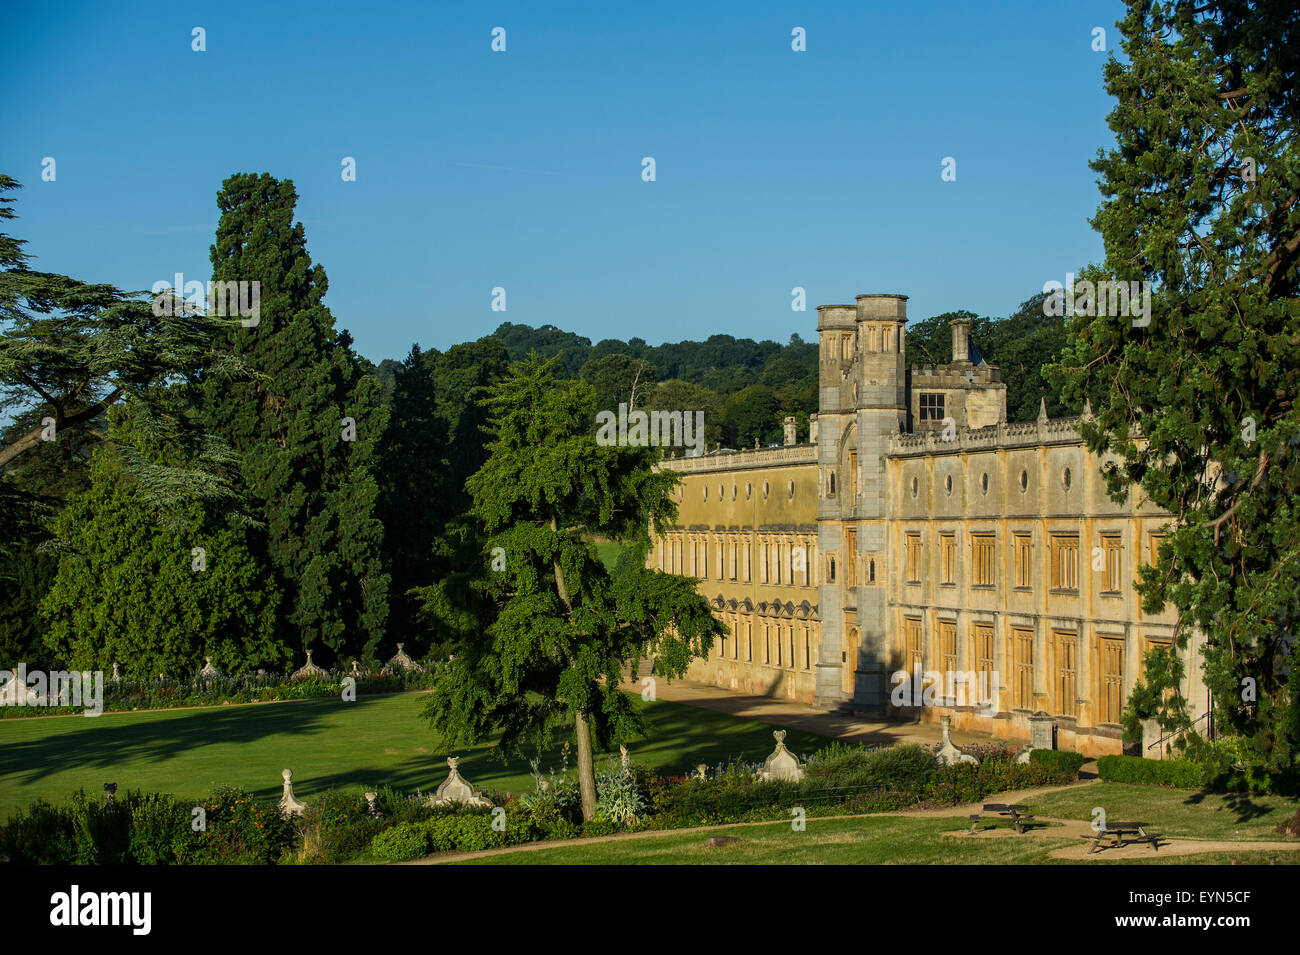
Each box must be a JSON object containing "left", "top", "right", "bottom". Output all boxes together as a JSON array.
[
  {"left": 0, "top": 387, "right": 122, "bottom": 470},
  {"left": 550, "top": 516, "right": 598, "bottom": 821},
  {"left": 575, "top": 708, "right": 598, "bottom": 821}
]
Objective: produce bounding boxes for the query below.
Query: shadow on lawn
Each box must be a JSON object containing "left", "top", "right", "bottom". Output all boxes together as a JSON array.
[
  {"left": 0, "top": 696, "right": 343, "bottom": 787},
  {"left": 1181, "top": 789, "right": 1284, "bottom": 826},
  {"left": 0, "top": 693, "right": 839, "bottom": 807}
]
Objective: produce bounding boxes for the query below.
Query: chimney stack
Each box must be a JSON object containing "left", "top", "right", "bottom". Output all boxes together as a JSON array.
[{"left": 950, "top": 316, "right": 972, "bottom": 363}]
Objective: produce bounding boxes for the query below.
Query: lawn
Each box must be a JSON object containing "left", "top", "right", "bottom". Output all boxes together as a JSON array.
[
  {"left": 457, "top": 807, "right": 1300, "bottom": 866},
  {"left": 0, "top": 691, "right": 832, "bottom": 819},
  {"left": 1024, "top": 781, "right": 1298, "bottom": 842}
]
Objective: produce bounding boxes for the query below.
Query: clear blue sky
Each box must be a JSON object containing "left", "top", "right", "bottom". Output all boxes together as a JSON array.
[{"left": 2, "top": 0, "right": 1125, "bottom": 365}]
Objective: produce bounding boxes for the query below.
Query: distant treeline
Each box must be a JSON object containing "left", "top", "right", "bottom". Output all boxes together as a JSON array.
[{"left": 372, "top": 291, "right": 1072, "bottom": 450}]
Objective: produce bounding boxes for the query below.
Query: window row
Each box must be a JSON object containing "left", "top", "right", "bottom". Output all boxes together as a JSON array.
[
  {"left": 701, "top": 479, "right": 797, "bottom": 502},
  {"left": 711, "top": 616, "right": 816, "bottom": 671},
  {"left": 899, "top": 616, "right": 1165, "bottom": 725},
  {"left": 901, "top": 529, "right": 1166, "bottom": 594},
  {"left": 655, "top": 532, "right": 816, "bottom": 586}
]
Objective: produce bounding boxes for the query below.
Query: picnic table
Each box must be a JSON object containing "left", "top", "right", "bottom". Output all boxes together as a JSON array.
[
  {"left": 1080, "top": 821, "right": 1163, "bottom": 852},
  {"left": 968, "top": 803, "right": 1037, "bottom": 834}
]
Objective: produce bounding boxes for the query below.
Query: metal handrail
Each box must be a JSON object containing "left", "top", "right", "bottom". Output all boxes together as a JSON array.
[{"left": 1146, "top": 710, "right": 1209, "bottom": 750}]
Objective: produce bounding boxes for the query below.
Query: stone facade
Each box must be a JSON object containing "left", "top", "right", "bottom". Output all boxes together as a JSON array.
[
  {"left": 654, "top": 442, "right": 821, "bottom": 702},
  {"left": 650, "top": 292, "right": 1207, "bottom": 756}
]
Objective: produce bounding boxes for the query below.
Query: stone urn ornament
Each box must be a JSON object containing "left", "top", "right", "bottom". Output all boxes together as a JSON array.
[
  {"left": 935, "top": 715, "right": 979, "bottom": 766},
  {"left": 428, "top": 757, "right": 493, "bottom": 808},
  {"left": 383, "top": 642, "right": 424, "bottom": 676},
  {"left": 291, "top": 649, "right": 328, "bottom": 682},
  {"left": 279, "top": 768, "right": 307, "bottom": 816},
  {"left": 759, "top": 729, "right": 804, "bottom": 782}
]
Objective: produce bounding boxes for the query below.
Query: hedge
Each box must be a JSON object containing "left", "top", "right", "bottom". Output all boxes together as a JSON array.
[
  {"left": 1028, "top": 749, "right": 1086, "bottom": 776},
  {"left": 1096, "top": 754, "right": 1203, "bottom": 788}
]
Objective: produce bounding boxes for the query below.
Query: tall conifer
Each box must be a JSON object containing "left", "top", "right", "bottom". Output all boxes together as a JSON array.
[{"left": 200, "top": 173, "right": 388, "bottom": 664}]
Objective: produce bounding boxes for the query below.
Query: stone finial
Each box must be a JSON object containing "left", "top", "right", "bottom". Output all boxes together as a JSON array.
[
  {"left": 759, "top": 729, "right": 804, "bottom": 782},
  {"left": 1037, "top": 396, "right": 1048, "bottom": 423},
  {"left": 279, "top": 768, "right": 307, "bottom": 816},
  {"left": 428, "top": 757, "right": 493, "bottom": 808},
  {"left": 783, "top": 416, "right": 797, "bottom": 446},
  {"left": 1082, "top": 398, "right": 1094, "bottom": 421},
  {"left": 808, "top": 414, "right": 819, "bottom": 444},
  {"left": 291, "top": 649, "right": 328, "bottom": 682},
  {"left": 935, "top": 715, "right": 979, "bottom": 766},
  {"left": 382, "top": 642, "right": 424, "bottom": 676}
]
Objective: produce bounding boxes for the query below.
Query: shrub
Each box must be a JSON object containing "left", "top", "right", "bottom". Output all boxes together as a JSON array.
[
  {"left": 0, "top": 798, "right": 77, "bottom": 864},
  {"left": 594, "top": 759, "right": 647, "bottom": 827},
  {"left": 420, "top": 810, "right": 500, "bottom": 853},
  {"left": 129, "top": 792, "right": 197, "bottom": 864},
  {"left": 860, "top": 744, "right": 939, "bottom": 789},
  {"left": 190, "top": 786, "right": 294, "bottom": 864},
  {"left": 1028, "top": 749, "right": 1086, "bottom": 776},
  {"left": 1096, "top": 754, "right": 1203, "bottom": 788},
  {"left": 295, "top": 790, "right": 390, "bottom": 863},
  {"left": 518, "top": 759, "right": 581, "bottom": 826},
  {"left": 370, "top": 822, "right": 428, "bottom": 862}
]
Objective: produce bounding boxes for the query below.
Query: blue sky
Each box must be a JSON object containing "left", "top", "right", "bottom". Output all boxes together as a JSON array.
[{"left": 2, "top": 0, "right": 1126, "bottom": 365}]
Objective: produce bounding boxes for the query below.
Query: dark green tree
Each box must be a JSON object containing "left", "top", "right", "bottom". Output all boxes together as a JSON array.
[
  {"left": 1053, "top": 0, "right": 1300, "bottom": 772},
  {"left": 579, "top": 353, "right": 657, "bottom": 413},
  {"left": 643, "top": 379, "right": 724, "bottom": 450},
  {"left": 721, "top": 384, "right": 781, "bottom": 447},
  {"left": 378, "top": 337, "right": 510, "bottom": 655},
  {"left": 198, "top": 173, "right": 389, "bottom": 664},
  {"left": 41, "top": 403, "right": 284, "bottom": 678},
  {"left": 421, "top": 354, "right": 723, "bottom": 819}
]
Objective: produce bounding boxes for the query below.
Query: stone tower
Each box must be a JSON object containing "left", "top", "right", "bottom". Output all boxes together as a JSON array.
[{"left": 815, "top": 294, "right": 908, "bottom": 710}]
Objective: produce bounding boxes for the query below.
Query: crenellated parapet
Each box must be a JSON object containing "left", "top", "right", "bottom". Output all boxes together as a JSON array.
[
  {"left": 660, "top": 443, "right": 818, "bottom": 474},
  {"left": 888, "top": 415, "right": 1085, "bottom": 456}
]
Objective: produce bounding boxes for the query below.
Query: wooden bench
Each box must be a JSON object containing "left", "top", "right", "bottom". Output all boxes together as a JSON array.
[
  {"left": 1130, "top": 826, "right": 1163, "bottom": 851},
  {"left": 969, "top": 803, "right": 1037, "bottom": 834},
  {"left": 1080, "top": 822, "right": 1160, "bottom": 852}
]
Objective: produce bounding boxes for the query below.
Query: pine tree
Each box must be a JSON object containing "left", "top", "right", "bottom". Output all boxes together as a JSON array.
[
  {"left": 377, "top": 344, "right": 446, "bottom": 650},
  {"left": 199, "top": 173, "right": 389, "bottom": 664},
  {"left": 421, "top": 354, "right": 723, "bottom": 820},
  {"left": 378, "top": 337, "right": 510, "bottom": 655},
  {"left": 1054, "top": 0, "right": 1300, "bottom": 772}
]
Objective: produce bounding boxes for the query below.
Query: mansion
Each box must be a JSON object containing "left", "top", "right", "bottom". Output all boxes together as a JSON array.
[{"left": 648, "top": 293, "right": 1206, "bottom": 757}]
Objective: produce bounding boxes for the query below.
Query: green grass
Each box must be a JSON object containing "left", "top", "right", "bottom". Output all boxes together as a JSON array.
[
  {"left": 1024, "top": 782, "right": 1297, "bottom": 842},
  {"left": 0, "top": 691, "right": 831, "bottom": 819},
  {"left": 458, "top": 809, "right": 1300, "bottom": 866},
  {"left": 592, "top": 540, "right": 622, "bottom": 570}
]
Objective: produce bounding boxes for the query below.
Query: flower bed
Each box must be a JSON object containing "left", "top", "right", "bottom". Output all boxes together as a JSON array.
[{"left": 0, "top": 741, "right": 1079, "bottom": 864}]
